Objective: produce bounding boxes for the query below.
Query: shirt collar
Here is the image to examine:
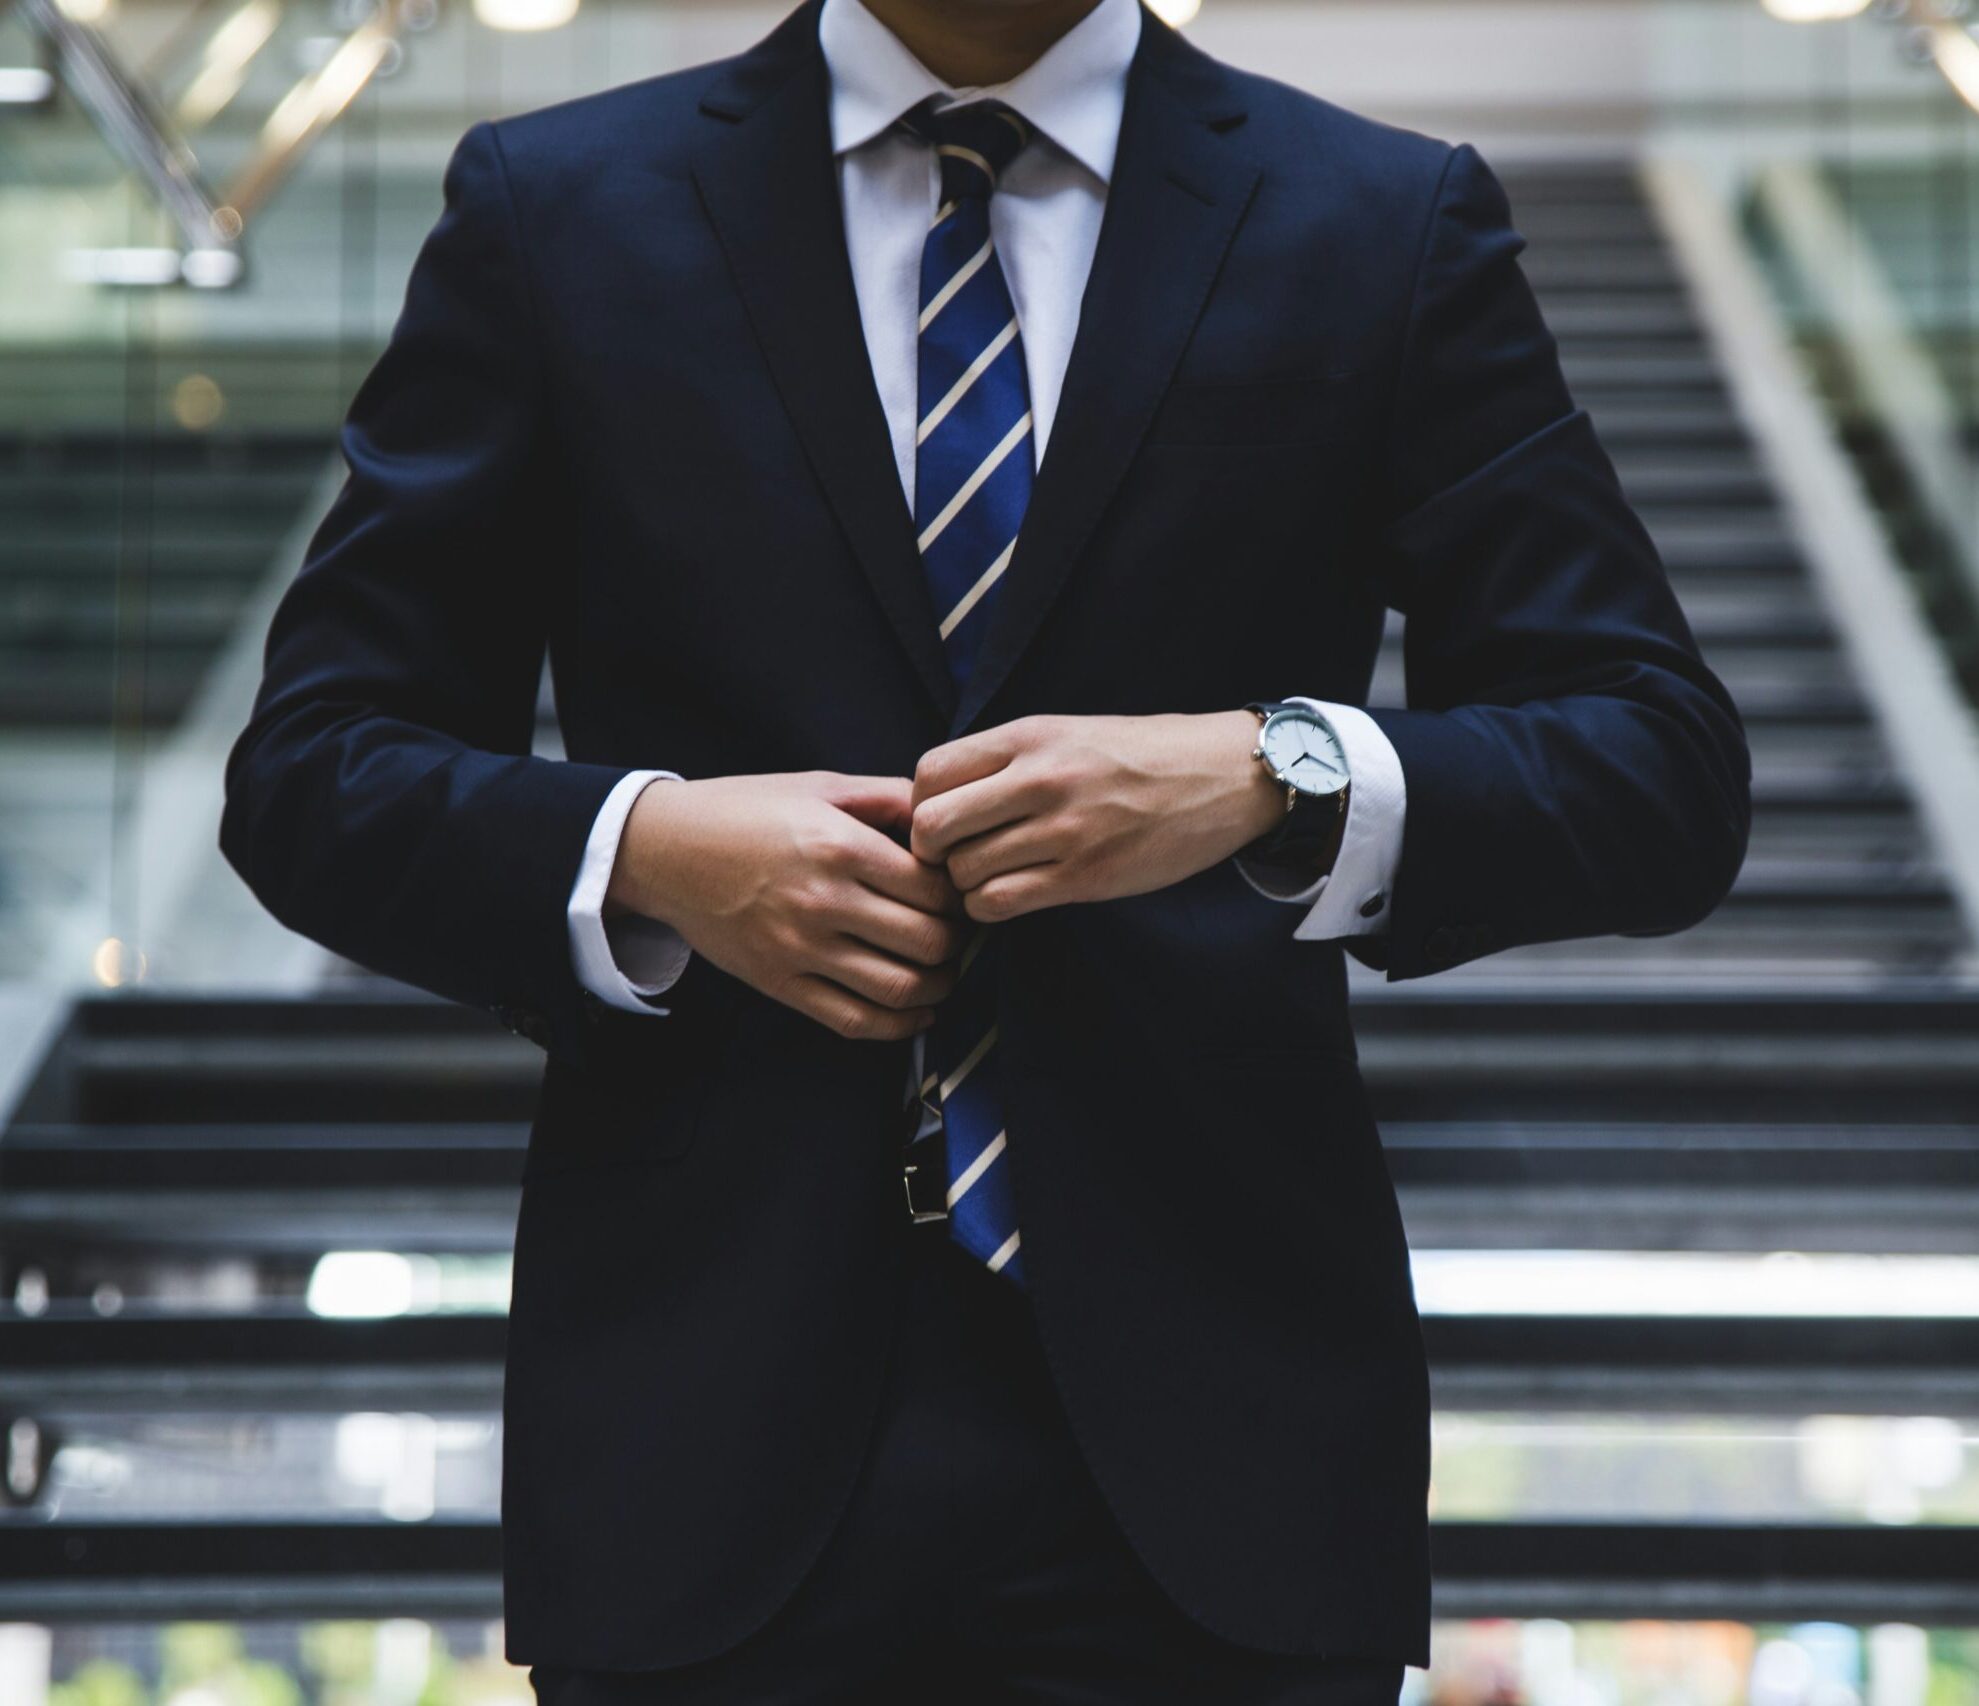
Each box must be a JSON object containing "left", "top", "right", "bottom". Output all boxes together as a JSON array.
[{"left": 818, "top": 0, "right": 1142, "bottom": 187}]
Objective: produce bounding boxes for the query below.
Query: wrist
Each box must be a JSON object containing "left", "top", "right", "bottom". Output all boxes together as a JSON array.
[
  {"left": 1211, "top": 709, "right": 1289, "bottom": 845},
  {"left": 606, "top": 776, "right": 687, "bottom": 924}
]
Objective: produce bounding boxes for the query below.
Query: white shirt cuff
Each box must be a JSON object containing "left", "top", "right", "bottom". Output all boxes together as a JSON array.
[
  {"left": 1235, "top": 700, "right": 1406, "bottom": 939},
  {"left": 567, "top": 768, "right": 691, "bottom": 1015}
]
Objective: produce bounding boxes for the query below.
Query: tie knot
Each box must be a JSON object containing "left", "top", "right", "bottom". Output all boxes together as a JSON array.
[{"left": 899, "top": 97, "right": 1033, "bottom": 202}]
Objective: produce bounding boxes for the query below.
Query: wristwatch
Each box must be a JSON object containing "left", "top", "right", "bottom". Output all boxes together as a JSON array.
[{"left": 1244, "top": 702, "right": 1351, "bottom": 872}]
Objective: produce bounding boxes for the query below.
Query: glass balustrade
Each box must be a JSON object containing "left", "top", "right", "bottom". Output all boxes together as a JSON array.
[{"left": 1650, "top": 0, "right": 1979, "bottom": 704}]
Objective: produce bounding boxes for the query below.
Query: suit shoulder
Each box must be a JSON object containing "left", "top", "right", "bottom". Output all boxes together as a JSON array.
[
  {"left": 480, "top": 55, "right": 734, "bottom": 183},
  {"left": 1223, "top": 64, "right": 1458, "bottom": 203}
]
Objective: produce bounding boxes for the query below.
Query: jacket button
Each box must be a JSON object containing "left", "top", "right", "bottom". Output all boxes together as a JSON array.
[{"left": 1358, "top": 891, "right": 1386, "bottom": 919}]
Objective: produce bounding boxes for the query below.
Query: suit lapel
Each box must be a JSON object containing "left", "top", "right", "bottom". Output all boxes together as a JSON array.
[
  {"left": 687, "top": 1, "right": 1261, "bottom": 735},
  {"left": 689, "top": 0, "right": 957, "bottom": 721},
  {"left": 951, "top": 11, "right": 1261, "bottom": 735}
]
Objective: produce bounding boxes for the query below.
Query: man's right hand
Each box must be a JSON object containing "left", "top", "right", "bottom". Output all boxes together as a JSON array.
[{"left": 605, "top": 771, "right": 968, "bottom": 1041}]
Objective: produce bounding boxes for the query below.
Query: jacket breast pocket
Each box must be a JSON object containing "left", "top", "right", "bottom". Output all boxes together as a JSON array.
[{"left": 1143, "top": 370, "right": 1368, "bottom": 448}]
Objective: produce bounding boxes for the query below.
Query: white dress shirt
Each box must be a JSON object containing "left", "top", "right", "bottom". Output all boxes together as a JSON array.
[{"left": 567, "top": 0, "right": 1407, "bottom": 1020}]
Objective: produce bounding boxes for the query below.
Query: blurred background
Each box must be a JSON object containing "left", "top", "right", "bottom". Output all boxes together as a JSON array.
[{"left": 3, "top": 0, "right": 1979, "bottom": 1700}]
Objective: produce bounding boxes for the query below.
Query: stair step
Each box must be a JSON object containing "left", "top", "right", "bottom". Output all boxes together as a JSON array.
[
  {"left": 0, "top": 599, "right": 249, "bottom": 646},
  {"left": 1723, "top": 857, "right": 1953, "bottom": 903},
  {"left": 1493, "top": 173, "right": 1645, "bottom": 207},
  {"left": 1510, "top": 207, "right": 1666, "bottom": 245},
  {"left": 1656, "top": 585, "right": 1832, "bottom": 642},
  {"left": 1564, "top": 354, "right": 1730, "bottom": 393},
  {"left": 1647, "top": 521, "right": 1804, "bottom": 572},
  {"left": 1586, "top": 402, "right": 1752, "bottom": 449},
  {"left": 1, "top": 542, "right": 285, "bottom": 582},
  {"left": 1617, "top": 464, "right": 1780, "bottom": 508},
  {"left": 1528, "top": 255, "right": 1689, "bottom": 293},
  {"left": 0, "top": 658, "right": 212, "bottom": 726},
  {"left": 0, "top": 470, "right": 326, "bottom": 518}
]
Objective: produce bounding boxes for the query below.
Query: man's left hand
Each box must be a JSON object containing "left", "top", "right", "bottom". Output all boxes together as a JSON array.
[{"left": 910, "top": 712, "right": 1289, "bottom": 922}]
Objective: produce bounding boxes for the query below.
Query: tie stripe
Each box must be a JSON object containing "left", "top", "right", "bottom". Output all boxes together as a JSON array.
[
  {"left": 938, "top": 538, "right": 1018, "bottom": 640},
  {"left": 947, "top": 1129, "right": 1008, "bottom": 1207},
  {"left": 919, "top": 317, "right": 1021, "bottom": 443},
  {"left": 939, "top": 1023, "right": 997, "bottom": 1102},
  {"left": 917, "top": 412, "right": 1031, "bottom": 554},
  {"left": 902, "top": 95, "right": 1035, "bottom": 1290},
  {"left": 936, "top": 142, "right": 999, "bottom": 183},
  {"left": 918, "top": 236, "right": 994, "bottom": 331}
]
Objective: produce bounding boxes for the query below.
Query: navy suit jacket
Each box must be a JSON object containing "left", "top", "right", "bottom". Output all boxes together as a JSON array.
[{"left": 221, "top": 0, "right": 1750, "bottom": 1671}]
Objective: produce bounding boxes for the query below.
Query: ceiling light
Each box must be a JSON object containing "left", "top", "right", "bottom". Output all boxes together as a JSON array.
[
  {"left": 1929, "top": 20, "right": 1979, "bottom": 114},
  {"left": 474, "top": 0, "right": 578, "bottom": 32},
  {"left": 1759, "top": 0, "right": 1873, "bottom": 20}
]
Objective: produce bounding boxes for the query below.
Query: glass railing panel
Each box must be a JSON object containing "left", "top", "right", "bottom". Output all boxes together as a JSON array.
[
  {"left": 13, "top": 1406, "right": 1978, "bottom": 1530},
  {"left": 0, "top": 1621, "right": 532, "bottom": 1706},
  {"left": 1417, "top": 1622, "right": 1979, "bottom": 1706},
  {"left": 1651, "top": 0, "right": 1979, "bottom": 716},
  {"left": 1432, "top": 1412, "right": 1979, "bottom": 1526},
  {"left": 0, "top": 0, "right": 418, "bottom": 996},
  {"left": 0, "top": 1410, "right": 502, "bottom": 1522},
  {"left": 3, "top": 1619, "right": 1976, "bottom": 1704},
  {"left": 0, "top": 0, "right": 708, "bottom": 999},
  {"left": 1828, "top": 154, "right": 1979, "bottom": 441}
]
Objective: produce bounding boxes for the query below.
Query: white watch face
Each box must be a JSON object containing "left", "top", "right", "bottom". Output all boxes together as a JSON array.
[{"left": 1261, "top": 709, "right": 1349, "bottom": 798}]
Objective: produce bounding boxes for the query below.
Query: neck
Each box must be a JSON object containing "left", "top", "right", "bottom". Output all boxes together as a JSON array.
[{"left": 857, "top": 0, "right": 1109, "bottom": 88}]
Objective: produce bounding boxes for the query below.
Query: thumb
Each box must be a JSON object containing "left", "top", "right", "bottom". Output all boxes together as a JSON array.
[{"left": 815, "top": 772, "right": 915, "bottom": 836}]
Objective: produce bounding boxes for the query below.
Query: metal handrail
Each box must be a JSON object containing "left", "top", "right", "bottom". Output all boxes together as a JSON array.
[
  {"left": 219, "top": 7, "right": 400, "bottom": 227},
  {"left": 8, "top": 0, "right": 406, "bottom": 287},
  {"left": 10, "top": 0, "right": 236, "bottom": 263}
]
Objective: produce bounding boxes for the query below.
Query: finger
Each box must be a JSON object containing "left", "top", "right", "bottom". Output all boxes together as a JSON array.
[
  {"left": 911, "top": 768, "right": 1042, "bottom": 863},
  {"left": 815, "top": 773, "right": 915, "bottom": 838},
  {"left": 911, "top": 723, "right": 1032, "bottom": 812},
  {"left": 842, "top": 821, "right": 965, "bottom": 915},
  {"left": 835, "top": 890, "right": 970, "bottom": 967},
  {"left": 964, "top": 865, "right": 1065, "bottom": 923},
  {"left": 788, "top": 975, "right": 938, "bottom": 1042},
  {"left": 816, "top": 942, "right": 958, "bottom": 1011},
  {"left": 946, "top": 820, "right": 1065, "bottom": 893}
]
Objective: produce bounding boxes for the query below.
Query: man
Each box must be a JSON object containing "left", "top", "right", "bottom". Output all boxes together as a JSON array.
[{"left": 220, "top": 0, "right": 1751, "bottom": 1698}]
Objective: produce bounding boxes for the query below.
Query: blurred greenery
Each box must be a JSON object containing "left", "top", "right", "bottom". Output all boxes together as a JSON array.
[{"left": 25, "top": 1620, "right": 1979, "bottom": 1705}]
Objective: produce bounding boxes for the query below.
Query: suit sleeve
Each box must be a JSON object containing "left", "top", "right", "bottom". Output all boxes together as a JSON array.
[
  {"left": 219, "top": 122, "right": 633, "bottom": 1059},
  {"left": 1350, "top": 143, "right": 1752, "bottom": 979}
]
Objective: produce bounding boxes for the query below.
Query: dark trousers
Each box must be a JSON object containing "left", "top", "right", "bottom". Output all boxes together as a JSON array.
[{"left": 528, "top": 1218, "right": 1408, "bottom": 1706}]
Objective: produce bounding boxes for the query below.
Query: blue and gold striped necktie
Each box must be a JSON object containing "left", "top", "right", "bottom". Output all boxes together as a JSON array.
[{"left": 901, "top": 95, "right": 1034, "bottom": 1286}]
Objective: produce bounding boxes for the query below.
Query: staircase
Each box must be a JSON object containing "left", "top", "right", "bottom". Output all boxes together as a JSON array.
[
  {"left": 0, "top": 347, "right": 359, "bottom": 728},
  {"left": 2, "top": 162, "right": 1977, "bottom": 1627}
]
